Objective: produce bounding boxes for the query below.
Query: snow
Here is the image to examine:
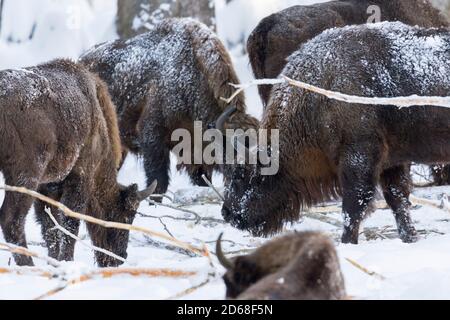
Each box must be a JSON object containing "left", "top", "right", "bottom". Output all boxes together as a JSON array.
[{"left": 0, "top": 0, "right": 449, "bottom": 300}]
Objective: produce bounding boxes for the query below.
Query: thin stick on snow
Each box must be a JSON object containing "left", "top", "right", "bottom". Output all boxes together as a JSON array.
[
  {"left": 202, "top": 174, "right": 225, "bottom": 202},
  {"left": 0, "top": 185, "right": 205, "bottom": 256},
  {"left": 220, "top": 79, "right": 285, "bottom": 104},
  {"left": 148, "top": 199, "right": 203, "bottom": 224},
  {"left": 410, "top": 194, "right": 450, "bottom": 214},
  {"left": 44, "top": 207, "right": 126, "bottom": 264},
  {"left": 345, "top": 258, "right": 386, "bottom": 281},
  {"left": 0, "top": 242, "right": 62, "bottom": 269},
  {"left": 166, "top": 278, "right": 212, "bottom": 300},
  {"left": 35, "top": 268, "right": 197, "bottom": 300},
  {"left": 0, "top": 267, "right": 53, "bottom": 278}
]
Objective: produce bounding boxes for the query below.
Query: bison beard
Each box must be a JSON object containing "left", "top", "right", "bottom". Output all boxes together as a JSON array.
[
  {"left": 80, "top": 18, "right": 259, "bottom": 198},
  {"left": 0, "top": 59, "right": 156, "bottom": 267},
  {"left": 222, "top": 22, "right": 450, "bottom": 244},
  {"left": 217, "top": 232, "right": 346, "bottom": 300}
]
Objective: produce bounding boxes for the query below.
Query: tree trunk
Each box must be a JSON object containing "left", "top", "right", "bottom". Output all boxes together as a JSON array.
[{"left": 117, "top": 0, "right": 215, "bottom": 39}]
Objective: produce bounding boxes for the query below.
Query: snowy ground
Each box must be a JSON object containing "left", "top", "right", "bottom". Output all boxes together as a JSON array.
[{"left": 0, "top": 0, "right": 450, "bottom": 300}]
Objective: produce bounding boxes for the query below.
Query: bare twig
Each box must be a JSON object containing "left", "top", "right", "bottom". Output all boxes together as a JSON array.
[
  {"left": 0, "top": 242, "right": 62, "bottom": 268},
  {"left": 345, "top": 258, "right": 386, "bottom": 281},
  {"left": 410, "top": 194, "right": 450, "bottom": 214},
  {"left": 36, "top": 268, "right": 197, "bottom": 300},
  {"left": 223, "top": 77, "right": 450, "bottom": 109},
  {"left": 220, "top": 79, "right": 284, "bottom": 104},
  {"left": 201, "top": 174, "right": 225, "bottom": 201},
  {"left": 0, "top": 185, "right": 205, "bottom": 256},
  {"left": 166, "top": 278, "right": 212, "bottom": 300},
  {"left": 158, "top": 218, "right": 175, "bottom": 238},
  {"left": 0, "top": 267, "right": 53, "bottom": 279},
  {"left": 44, "top": 207, "right": 126, "bottom": 264},
  {"left": 283, "top": 76, "right": 450, "bottom": 109},
  {"left": 148, "top": 199, "right": 202, "bottom": 224}
]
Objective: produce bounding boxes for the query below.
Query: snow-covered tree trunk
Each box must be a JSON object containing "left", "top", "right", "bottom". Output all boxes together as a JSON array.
[{"left": 117, "top": 0, "right": 216, "bottom": 39}]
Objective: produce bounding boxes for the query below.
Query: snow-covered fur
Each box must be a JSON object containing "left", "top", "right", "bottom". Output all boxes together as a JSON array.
[
  {"left": 248, "top": 0, "right": 448, "bottom": 107},
  {"left": 223, "top": 22, "right": 450, "bottom": 244},
  {"left": 0, "top": 59, "right": 150, "bottom": 267},
  {"left": 80, "top": 18, "right": 259, "bottom": 196},
  {"left": 220, "top": 232, "right": 346, "bottom": 300}
]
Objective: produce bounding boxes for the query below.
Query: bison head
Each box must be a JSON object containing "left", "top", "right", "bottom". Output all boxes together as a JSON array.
[
  {"left": 216, "top": 106, "right": 298, "bottom": 237},
  {"left": 92, "top": 181, "right": 158, "bottom": 267},
  {"left": 216, "top": 233, "right": 265, "bottom": 298}
]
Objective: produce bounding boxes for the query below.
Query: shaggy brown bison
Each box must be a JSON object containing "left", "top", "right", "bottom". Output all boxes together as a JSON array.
[
  {"left": 80, "top": 18, "right": 259, "bottom": 198},
  {"left": 248, "top": 0, "right": 448, "bottom": 107},
  {"left": 217, "top": 232, "right": 346, "bottom": 300},
  {"left": 221, "top": 22, "right": 450, "bottom": 244},
  {"left": 0, "top": 59, "right": 156, "bottom": 267}
]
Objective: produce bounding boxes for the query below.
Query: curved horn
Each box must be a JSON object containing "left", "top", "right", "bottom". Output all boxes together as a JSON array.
[
  {"left": 216, "top": 233, "right": 234, "bottom": 270},
  {"left": 216, "top": 106, "right": 238, "bottom": 132},
  {"left": 137, "top": 180, "right": 158, "bottom": 202}
]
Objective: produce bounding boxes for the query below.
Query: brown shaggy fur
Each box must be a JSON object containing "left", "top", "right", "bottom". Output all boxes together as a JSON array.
[
  {"left": 223, "top": 23, "right": 450, "bottom": 244},
  {"left": 0, "top": 59, "right": 150, "bottom": 267},
  {"left": 220, "top": 232, "right": 346, "bottom": 300},
  {"left": 248, "top": 0, "right": 448, "bottom": 106},
  {"left": 80, "top": 18, "right": 258, "bottom": 197}
]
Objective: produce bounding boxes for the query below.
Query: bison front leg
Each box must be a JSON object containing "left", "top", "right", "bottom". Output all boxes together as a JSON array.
[
  {"left": 57, "top": 174, "right": 90, "bottom": 262},
  {"left": 381, "top": 165, "right": 418, "bottom": 243},
  {"left": 35, "top": 183, "right": 64, "bottom": 259},
  {"left": 339, "top": 149, "right": 380, "bottom": 244},
  {"left": 0, "top": 177, "right": 40, "bottom": 266},
  {"left": 140, "top": 130, "right": 171, "bottom": 202}
]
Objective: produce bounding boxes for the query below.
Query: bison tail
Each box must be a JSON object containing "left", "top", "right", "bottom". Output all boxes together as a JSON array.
[
  {"left": 247, "top": 15, "right": 277, "bottom": 106},
  {"left": 94, "top": 76, "right": 123, "bottom": 169},
  {"left": 186, "top": 20, "right": 246, "bottom": 113}
]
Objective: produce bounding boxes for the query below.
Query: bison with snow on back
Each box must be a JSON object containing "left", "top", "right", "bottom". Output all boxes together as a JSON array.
[
  {"left": 248, "top": 0, "right": 448, "bottom": 107},
  {"left": 222, "top": 22, "right": 450, "bottom": 244},
  {"left": 80, "top": 18, "right": 259, "bottom": 198},
  {"left": 217, "top": 232, "right": 346, "bottom": 300},
  {"left": 0, "top": 60, "right": 156, "bottom": 267}
]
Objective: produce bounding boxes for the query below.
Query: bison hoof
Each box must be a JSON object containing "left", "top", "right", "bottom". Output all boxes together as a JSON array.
[
  {"left": 341, "top": 229, "right": 359, "bottom": 245},
  {"left": 14, "top": 255, "right": 34, "bottom": 267},
  {"left": 399, "top": 228, "right": 419, "bottom": 243}
]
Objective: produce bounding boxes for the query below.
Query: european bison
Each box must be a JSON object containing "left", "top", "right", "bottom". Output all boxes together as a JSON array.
[
  {"left": 80, "top": 18, "right": 259, "bottom": 198},
  {"left": 0, "top": 59, "right": 156, "bottom": 267},
  {"left": 217, "top": 232, "right": 346, "bottom": 300},
  {"left": 248, "top": 0, "right": 448, "bottom": 107},
  {"left": 222, "top": 22, "right": 450, "bottom": 244}
]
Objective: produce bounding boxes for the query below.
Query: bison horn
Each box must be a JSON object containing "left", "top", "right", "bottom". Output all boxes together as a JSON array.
[
  {"left": 216, "top": 105, "right": 238, "bottom": 132},
  {"left": 137, "top": 180, "right": 158, "bottom": 201},
  {"left": 216, "top": 233, "right": 234, "bottom": 270}
]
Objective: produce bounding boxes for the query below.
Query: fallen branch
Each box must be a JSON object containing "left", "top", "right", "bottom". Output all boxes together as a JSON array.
[
  {"left": 148, "top": 199, "right": 202, "bottom": 224},
  {"left": 0, "top": 267, "right": 53, "bottom": 279},
  {"left": 345, "top": 258, "right": 386, "bottom": 281},
  {"left": 0, "top": 242, "right": 62, "bottom": 269},
  {"left": 410, "top": 194, "right": 450, "bottom": 214},
  {"left": 0, "top": 185, "right": 205, "bottom": 257},
  {"left": 36, "top": 268, "right": 197, "bottom": 300},
  {"left": 44, "top": 207, "right": 126, "bottom": 264}
]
